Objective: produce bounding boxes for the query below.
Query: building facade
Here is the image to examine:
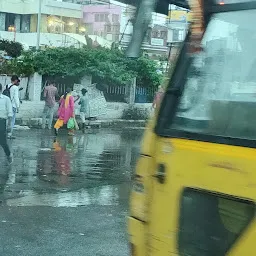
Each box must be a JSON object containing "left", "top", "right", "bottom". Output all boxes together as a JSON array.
[
  {"left": 0, "top": 0, "right": 83, "bottom": 35},
  {"left": 167, "top": 8, "right": 191, "bottom": 60},
  {"left": 119, "top": 9, "right": 169, "bottom": 59},
  {"left": 83, "top": 4, "right": 121, "bottom": 42}
]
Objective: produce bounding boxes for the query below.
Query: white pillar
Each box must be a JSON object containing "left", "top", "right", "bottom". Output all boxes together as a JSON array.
[
  {"left": 28, "top": 73, "right": 42, "bottom": 101},
  {"left": 125, "top": 77, "right": 136, "bottom": 104},
  {"left": 36, "top": 0, "right": 42, "bottom": 50},
  {"left": 0, "top": 13, "right": 6, "bottom": 31}
]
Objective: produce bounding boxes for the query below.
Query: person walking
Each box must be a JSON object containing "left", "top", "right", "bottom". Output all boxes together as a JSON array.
[
  {"left": 6, "top": 75, "right": 20, "bottom": 139},
  {"left": 152, "top": 85, "right": 164, "bottom": 110},
  {"left": 0, "top": 83, "right": 13, "bottom": 164},
  {"left": 42, "top": 80, "right": 58, "bottom": 129},
  {"left": 54, "top": 88, "right": 75, "bottom": 136},
  {"left": 71, "top": 89, "right": 80, "bottom": 116},
  {"left": 79, "top": 88, "right": 90, "bottom": 133}
]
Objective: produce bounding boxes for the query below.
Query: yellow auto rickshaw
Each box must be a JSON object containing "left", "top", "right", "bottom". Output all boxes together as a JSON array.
[{"left": 128, "top": 0, "right": 256, "bottom": 255}]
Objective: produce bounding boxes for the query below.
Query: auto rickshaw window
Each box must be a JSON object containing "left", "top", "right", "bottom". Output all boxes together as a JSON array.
[
  {"left": 178, "top": 189, "right": 254, "bottom": 256},
  {"left": 168, "top": 10, "right": 256, "bottom": 140}
]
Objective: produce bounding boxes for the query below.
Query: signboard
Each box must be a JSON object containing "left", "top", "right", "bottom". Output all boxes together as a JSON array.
[
  {"left": 151, "top": 38, "right": 164, "bottom": 46},
  {"left": 168, "top": 10, "right": 192, "bottom": 22},
  {"left": 73, "top": 83, "right": 107, "bottom": 118}
]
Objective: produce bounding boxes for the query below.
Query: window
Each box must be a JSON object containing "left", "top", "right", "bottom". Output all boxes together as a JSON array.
[
  {"left": 20, "top": 14, "right": 30, "bottom": 33},
  {"left": 166, "top": 10, "right": 256, "bottom": 140},
  {"left": 98, "top": 13, "right": 108, "bottom": 22},
  {"left": 112, "top": 24, "right": 120, "bottom": 33},
  {"left": 114, "top": 34, "right": 119, "bottom": 42},
  {"left": 112, "top": 14, "right": 119, "bottom": 23},
  {"left": 179, "top": 30, "right": 184, "bottom": 40},
  {"left": 85, "top": 23, "right": 93, "bottom": 34},
  {"left": 5, "top": 13, "right": 15, "bottom": 31},
  {"left": 152, "top": 31, "right": 157, "bottom": 38},
  {"left": 173, "top": 29, "right": 184, "bottom": 41},
  {"left": 153, "top": 30, "right": 160, "bottom": 38},
  {"left": 95, "top": 13, "right": 108, "bottom": 22},
  {"left": 160, "top": 31, "right": 166, "bottom": 38},
  {"left": 105, "top": 24, "right": 111, "bottom": 33},
  {"left": 95, "top": 14, "right": 100, "bottom": 22},
  {"left": 178, "top": 189, "right": 254, "bottom": 256}
]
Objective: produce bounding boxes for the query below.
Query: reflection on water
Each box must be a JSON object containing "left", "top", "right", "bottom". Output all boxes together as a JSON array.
[
  {"left": 6, "top": 184, "right": 130, "bottom": 207},
  {"left": 0, "top": 129, "right": 143, "bottom": 207}
]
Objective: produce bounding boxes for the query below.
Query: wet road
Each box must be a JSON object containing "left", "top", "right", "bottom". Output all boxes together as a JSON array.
[{"left": 0, "top": 129, "right": 143, "bottom": 256}]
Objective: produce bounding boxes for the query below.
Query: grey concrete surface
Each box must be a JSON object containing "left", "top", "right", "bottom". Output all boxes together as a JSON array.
[{"left": 0, "top": 129, "right": 143, "bottom": 256}]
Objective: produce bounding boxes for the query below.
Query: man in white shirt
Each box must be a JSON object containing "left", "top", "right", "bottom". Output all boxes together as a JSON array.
[
  {"left": 0, "top": 83, "right": 13, "bottom": 163},
  {"left": 8, "top": 75, "right": 20, "bottom": 139}
]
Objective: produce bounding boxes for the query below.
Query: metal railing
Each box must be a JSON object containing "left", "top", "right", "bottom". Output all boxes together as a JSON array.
[{"left": 104, "top": 84, "right": 156, "bottom": 103}]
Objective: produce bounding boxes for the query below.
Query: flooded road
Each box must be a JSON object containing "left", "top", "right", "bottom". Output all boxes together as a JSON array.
[{"left": 0, "top": 129, "right": 143, "bottom": 256}]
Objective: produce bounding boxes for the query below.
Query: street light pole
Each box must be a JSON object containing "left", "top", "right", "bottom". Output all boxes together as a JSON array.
[{"left": 36, "top": 0, "right": 42, "bottom": 50}]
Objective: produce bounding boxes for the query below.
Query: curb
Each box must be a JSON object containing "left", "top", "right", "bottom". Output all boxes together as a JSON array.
[{"left": 15, "top": 118, "right": 147, "bottom": 129}]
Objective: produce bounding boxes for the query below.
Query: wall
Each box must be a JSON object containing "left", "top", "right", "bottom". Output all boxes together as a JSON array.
[
  {"left": 17, "top": 101, "right": 45, "bottom": 123},
  {"left": 0, "top": 31, "right": 80, "bottom": 48},
  {"left": 17, "top": 101, "right": 152, "bottom": 123},
  {"left": 44, "top": 0, "right": 82, "bottom": 18},
  {"left": 0, "top": 74, "right": 41, "bottom": 101},
  {"left": 0, "top": 72, "right": 151, "bottom": 122},
  {"left": 0, "top": 0, "right": 82, "bottom": 19}
]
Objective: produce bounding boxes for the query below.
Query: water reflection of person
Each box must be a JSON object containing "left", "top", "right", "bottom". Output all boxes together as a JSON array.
[
  {"left": 37, "top": 141, "right": 53, "bottom": 176},
  {"left": 53, "top": 138, "right": 72, "bottom": 179},
  {"left": 36, "top": 138, "right": 73, "bottom": 186}
]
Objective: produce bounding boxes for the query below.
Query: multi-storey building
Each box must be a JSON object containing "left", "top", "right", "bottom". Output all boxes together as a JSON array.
[
  {"left": 83, "top": 4, "right": 121, "bottom": 42},
  {"left": 0, "top": 0, "right": 83, "bottom": 34},
  {"left": 0, "top": 0, "right": 84, "bottom": 48}
]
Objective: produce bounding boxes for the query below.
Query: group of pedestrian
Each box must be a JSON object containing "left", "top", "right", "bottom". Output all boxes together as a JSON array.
[
  {"left": 1, "top": 75, "right": 163, "bottom": 164},
  {"left": 0, "top": 77, "right": 90, "bottom": 164},
  {"left": 42, "top": 82, "right": 90, "bottom": 136}
]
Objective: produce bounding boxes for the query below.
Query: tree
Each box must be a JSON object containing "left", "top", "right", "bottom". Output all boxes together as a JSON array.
[
  {"left": 0, "top": 51, "right": 34, "bottom": 77},
  {"left": 0, "top": 40, "right": 23, "bottom": 58},
  {"left": 0, "top": 47, "right": 163, "bottom": 89}
]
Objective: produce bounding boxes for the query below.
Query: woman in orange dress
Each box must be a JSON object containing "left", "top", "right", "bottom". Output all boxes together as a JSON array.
[{"left": 54, "top": 88, "right": 75, "bottom": 136}]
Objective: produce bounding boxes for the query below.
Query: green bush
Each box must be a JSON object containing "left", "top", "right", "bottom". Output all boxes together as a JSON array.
[
  {"left": 0, "top": 39, "right": 23, "bottom": 58},
  {"left": 0, "top": 47, "right": 163, "bottom": 90},
  {"left": 121, "top": 106, "right": 149, "bottom": 120}
]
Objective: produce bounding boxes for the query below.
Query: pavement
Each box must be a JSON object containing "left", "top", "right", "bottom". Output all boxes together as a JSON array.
[
  {"left": 0, "top": 129, "right": 143, "bottom": 256},
  {"left": 15, "top": 118, "right": 147, "bottom": 129}
]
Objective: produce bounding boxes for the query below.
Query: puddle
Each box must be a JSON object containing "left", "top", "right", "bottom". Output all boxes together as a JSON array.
[{"left": 0, "top": 129, "right": 142, "bottom": 206}]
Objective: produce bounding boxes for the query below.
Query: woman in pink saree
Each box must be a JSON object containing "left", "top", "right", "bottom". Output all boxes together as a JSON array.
[{"left": 54, "top": 88, "right": 75, "bottom": 136}]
